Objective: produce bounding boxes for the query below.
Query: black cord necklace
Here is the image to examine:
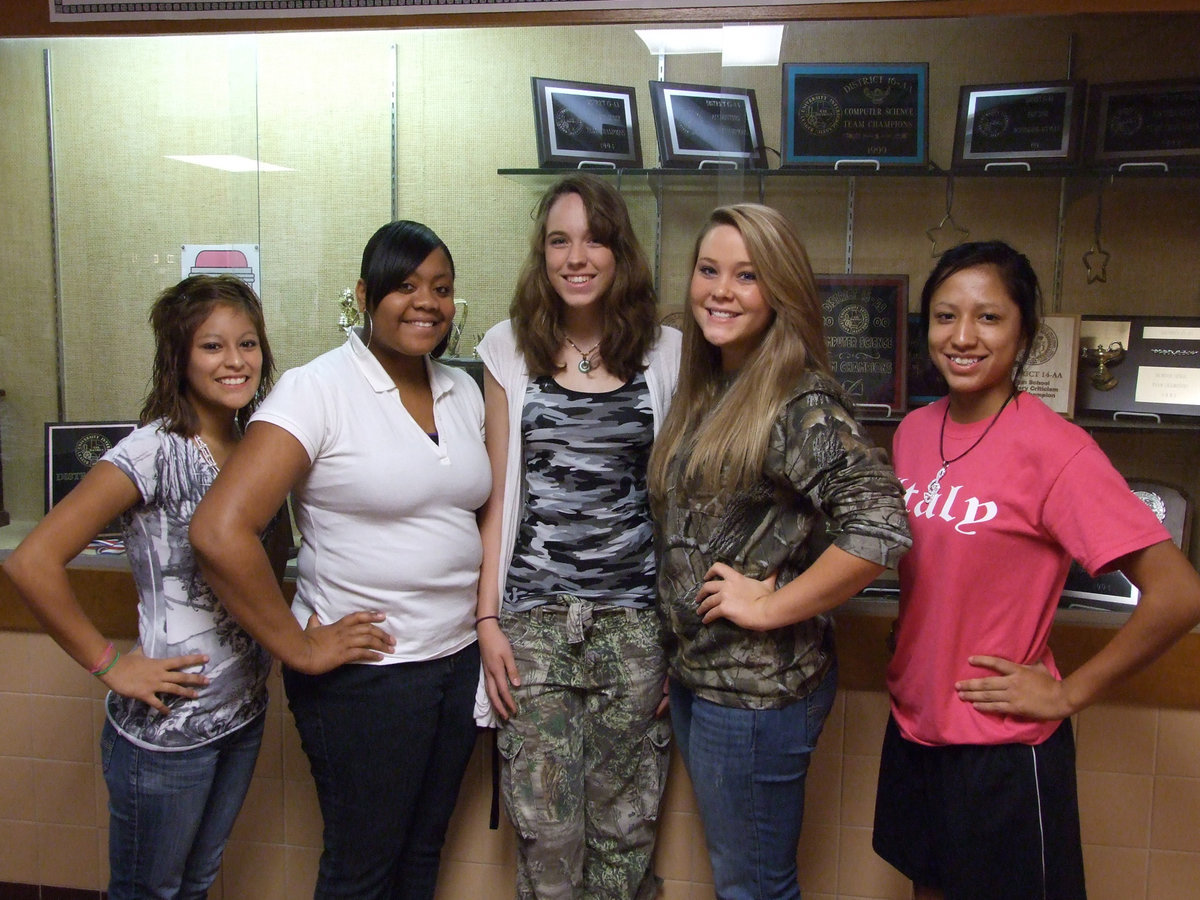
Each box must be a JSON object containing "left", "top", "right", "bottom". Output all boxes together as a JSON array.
[{"left": 923, "top": 389, "right": 1017, "bottom": 505}]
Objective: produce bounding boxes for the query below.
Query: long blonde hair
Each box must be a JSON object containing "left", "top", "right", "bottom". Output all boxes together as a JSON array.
[{"left": 648, "top": 204, "right": 831, "bottom": 503}]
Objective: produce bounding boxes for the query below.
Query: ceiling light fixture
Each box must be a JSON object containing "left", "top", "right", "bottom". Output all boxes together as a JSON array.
[
  {"left": 165, "top": 154, "right": 293, "bottom": 172},
  {"left": 635, "top": 24, "right": 785, "bottom": 76}
]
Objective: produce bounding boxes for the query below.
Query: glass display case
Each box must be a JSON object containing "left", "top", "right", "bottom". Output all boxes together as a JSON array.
[{"left": 1, "top": 12, "right": 1199, "bottom": 562}]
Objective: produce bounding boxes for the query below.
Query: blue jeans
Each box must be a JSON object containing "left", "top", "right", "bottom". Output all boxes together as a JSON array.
[
  {"left": 283, "top": 642, "right": 480, "bottom": 900},
  {"left": 669, "top": 663, "right": 838, "bottom": 900},
  {"left": 102, "top": 712, "right": 265, "bottom": 900}
]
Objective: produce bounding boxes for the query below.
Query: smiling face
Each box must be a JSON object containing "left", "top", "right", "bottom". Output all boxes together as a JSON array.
[
  {"left": 927, "top": 263, "right": 1027, "bottom": 420},
  {"left": 543, "top": 191, "right": 616, "bottom": 312},
  {"left": 689, "top": 223, "right": 774, "bottom": 373},
  {"left": 184, "top": 303, "right": 264, "bottom": 423},
  {"left": 359, "top": 246, "right": 455, "bottom": 365}
]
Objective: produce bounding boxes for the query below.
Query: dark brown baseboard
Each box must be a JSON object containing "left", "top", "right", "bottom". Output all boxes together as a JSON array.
[{"left": 0, "top": 884, "right": 105, "bottom": 900}]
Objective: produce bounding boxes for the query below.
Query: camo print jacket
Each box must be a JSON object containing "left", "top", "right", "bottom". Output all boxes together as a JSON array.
[{"left": 656, "top": 371, "right": 911, "bottom": 709}]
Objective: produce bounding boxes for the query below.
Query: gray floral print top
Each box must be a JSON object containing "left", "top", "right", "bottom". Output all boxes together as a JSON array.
[{"left": 104, "top": 422, "right": 273, "bottom": 749}]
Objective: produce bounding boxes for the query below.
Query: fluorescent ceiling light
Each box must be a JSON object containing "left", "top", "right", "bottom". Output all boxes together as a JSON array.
[
  {"left": 635, "top": 24, "right": 784, "bottom": 67},
  {"left": 635, "top": 27, "right": 722, "bottom": 56},
  {"left": 166, "top": 154, "right": 293, "bottom": 172},
  {"left": 721, "top": 25, "right": 784, "bottom": 67}
]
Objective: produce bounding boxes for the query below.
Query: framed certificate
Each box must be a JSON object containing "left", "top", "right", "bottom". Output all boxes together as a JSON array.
[
  {"left": 782, "top": 63, "right": 929, "bottom": 168},
  {"left": 530, "top": 77, "right": 642, "bottom": 169},
  {"left": 953, "top": 81, "right": 1085, "bottom": 170},
  {"left": 45, "top": 421, "right": 138, "bottom": 538},
  {"left": 1077, "top": 316, "right": 1200, "bottom": 420},
  {"left": 1085, "top": 79, "right": 1200, "bottom": 169},
  {"left": 817, "top": 274, "right": 908, "bottom": 413},
  {"left": 1016, "top": 314, "right": 1080, "bottom": 417},
  {"left": 648, "top": 81, "right": 767, "bottom": 170}
]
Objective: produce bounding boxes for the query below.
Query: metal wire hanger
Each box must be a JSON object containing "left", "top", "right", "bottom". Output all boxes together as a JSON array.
[
  {"left": 926, "top": 175, "right": 970, "bottom": 258},
  {"left": 1083, "top": 178, "right": 1111, "bottom": 284}
]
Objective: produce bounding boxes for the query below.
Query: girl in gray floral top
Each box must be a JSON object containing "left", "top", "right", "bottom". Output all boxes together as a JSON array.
[
  {"left": 648, "top": 204, "right": 911, "bottom": 900},
  {"left": 4, "top": 275, "right": 287, "bottom": 899}
]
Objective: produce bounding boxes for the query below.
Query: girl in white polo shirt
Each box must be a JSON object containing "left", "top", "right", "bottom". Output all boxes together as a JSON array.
[{"left": 191, "top": 221, "right": 490, "bottom": 899}]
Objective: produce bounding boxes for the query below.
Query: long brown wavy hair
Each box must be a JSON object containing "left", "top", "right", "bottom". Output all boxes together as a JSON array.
[
  {"left": 649, "top": 204, "right": 831, "bottom": 503},
  {"left": 509, "top": 174, "right": 659, "bottom": 381},
  {"left": 140, "top": 274, "right": 276, "bottom": 436}
]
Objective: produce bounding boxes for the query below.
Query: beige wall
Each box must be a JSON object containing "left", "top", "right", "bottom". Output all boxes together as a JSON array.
[
  {"left": 0, "top": 40, "right": 57, "bottom": 526},
  {"left": 5, "top": 626, "right": 1200, "bottom": 899}
]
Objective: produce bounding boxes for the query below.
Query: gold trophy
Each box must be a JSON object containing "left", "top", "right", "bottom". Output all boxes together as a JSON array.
[
  {"left": 1081, "top": 341, "right": 1125, "bottom": 391},
  {"left": 447, "top": 299, "right": 469, "bottom": 357},
  {"left": 336, "top": 288, "right": 361, "bottom": 336}
]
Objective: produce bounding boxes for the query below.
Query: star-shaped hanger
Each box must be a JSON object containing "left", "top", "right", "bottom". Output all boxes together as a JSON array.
[
  {"left": 926, "top": 176, "right": 969, "bottom": 257},
  {"left": 1084, "top": 180, "right": 1110, "bottom": 285}
]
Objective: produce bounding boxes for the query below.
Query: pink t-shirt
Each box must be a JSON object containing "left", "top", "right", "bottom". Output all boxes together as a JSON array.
[{"left": 889, "top": 393, "right": 1168, "bottom": 746}]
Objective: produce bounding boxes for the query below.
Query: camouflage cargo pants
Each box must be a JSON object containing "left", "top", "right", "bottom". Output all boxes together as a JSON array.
[{"left": 497, "top": 601, "right": 671, "bottom": 900}]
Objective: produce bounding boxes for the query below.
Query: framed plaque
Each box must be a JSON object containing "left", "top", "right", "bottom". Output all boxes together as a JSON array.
[
  {"left": 1085, "top": 79, "right": 1200, "bottom": 169},
  {"left": 1061, "top": 560, "right": 1141, "bottom": 610},
  {"left": 817, "top": 275, "right": 908, "bottom": 412},
  {"left": 1016, "top": 315, "right": 1080, "bottom": 417},
  {"left": 1060, "top": 479, "right": 1190, "bottom": 611},
  {"left": 1128, "top": 479, "right": 1192, "bottom": 551},
  {"left": 953, "top": 81, "right": 1084, "bottom": 170},
  {"left": 905, "top": 312, "right": 947, "bottom": 407},
  {"left": 530, "top": 77, "right": 642, "bottom": 169},
  {"left": 648, "top": 81, "right": 767, "bottom": 170},
  {"left": 1076, "top": 316, "right": 1200, "bottom": 420},
  {"left": 782, "top": 63, "right": 928, "bottom": 168},
  {"left": 45, "top": 421, "right": 138, "bottom": 538}
]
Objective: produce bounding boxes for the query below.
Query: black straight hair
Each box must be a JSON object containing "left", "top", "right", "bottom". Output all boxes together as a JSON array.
[
  {"left": 919, "top": 240, "right": 1042, "bottom": 385},
  {"left": 359, "top": 220, "right": 456, "bottom": 358}
]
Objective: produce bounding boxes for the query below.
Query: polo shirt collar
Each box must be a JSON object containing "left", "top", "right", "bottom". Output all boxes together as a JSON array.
[{"left": 347, "top": 326, "right": 454, "bottom": 399}]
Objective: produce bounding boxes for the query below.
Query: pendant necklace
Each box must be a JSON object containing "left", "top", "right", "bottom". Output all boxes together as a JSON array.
[
  {"left": 923, "top": 390, "right": 1016, "bottom": 506},
  {"left": 564, "top": 335, "right": 601, "bottom": 374}
]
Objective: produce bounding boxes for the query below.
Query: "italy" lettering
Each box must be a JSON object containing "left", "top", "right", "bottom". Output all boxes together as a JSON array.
[{"left": 900, "top": 479, "right": 997, "bottom": 535}]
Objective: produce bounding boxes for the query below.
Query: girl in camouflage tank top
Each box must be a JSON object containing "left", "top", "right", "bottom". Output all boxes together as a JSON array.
[{"left": 476, "top": 175, "right": 681, "bottom": 900}]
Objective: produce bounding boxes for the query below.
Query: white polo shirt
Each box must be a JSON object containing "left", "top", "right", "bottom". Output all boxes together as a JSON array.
[{"left": 252, "top": 329, "right": 490, "bottom": 663}]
